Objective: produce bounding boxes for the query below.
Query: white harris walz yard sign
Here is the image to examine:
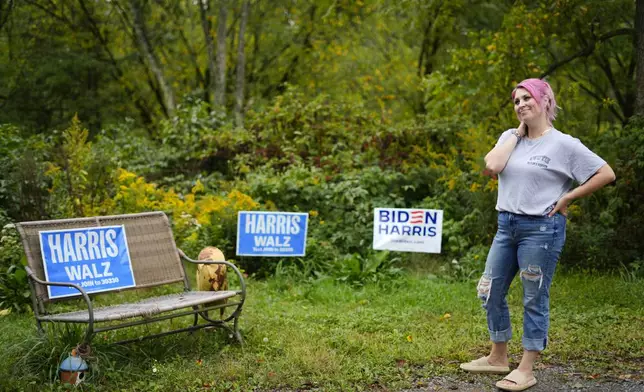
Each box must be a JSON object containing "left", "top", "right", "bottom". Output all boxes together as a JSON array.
[
  {"left": 39, "top": 226, "right": 136, "bottom": 299},
  {"left": 373, "top": 208, "right": 443, "bottom": 253},
  {"left": 236, "top": 211, "right": 309, "bottom": 257}
]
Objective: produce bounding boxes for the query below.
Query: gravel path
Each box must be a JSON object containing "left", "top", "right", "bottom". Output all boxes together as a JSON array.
[
  {"left": 403, "top": 366, "right": 644, "bottom": 392},
  {"left": 270, "top": 365, "right": 643, "bottom": 391}
]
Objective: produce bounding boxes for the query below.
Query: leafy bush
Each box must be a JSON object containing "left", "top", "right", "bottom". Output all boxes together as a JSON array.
[
  {"left": 438, "top": 244, "right": 487, "bottom": 282},
  {"left": 0, "top": 222, "right": 22, "bottom": 270},
  {"left": 45, "top": 116, "right": 118, "bottom": 218},
  {"left": 156, "top": 100, "right": 253, "bottom": 180},
  {"left": 0, "top": 125, "right": 50, "bottom": 221},
  {"left": 0, "top": 125, "right": 23, "bottom": 215},
  {"left": 108, "top": 170, "right": 260, "bottom": 263},
  {"left": 561, "top": 118, "right": 644, "bottom": 270},
  {"left": 0, "top": 223, "right": 30, "bottom": 313},
  {"left": 0, "top": 264, "right": 31, "bottom": 313},
  {"left": 3, "top": 89, "right": 641, "bottom": 286},
  {"left": 333, "top": 251, "right": 404, "bottom": 287}
]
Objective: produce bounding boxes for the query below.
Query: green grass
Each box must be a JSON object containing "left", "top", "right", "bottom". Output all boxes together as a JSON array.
[{"left": 0, "top": 272, "right": 642, "bottom": 391}]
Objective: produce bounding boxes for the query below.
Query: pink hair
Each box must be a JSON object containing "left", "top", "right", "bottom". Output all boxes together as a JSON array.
[{"left": 511, "top": 78, "right": 558, "bottom": 124}]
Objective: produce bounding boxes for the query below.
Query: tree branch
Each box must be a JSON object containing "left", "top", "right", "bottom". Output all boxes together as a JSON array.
[
  {"left": 539, "top": 28, "right": 634, "bottom": 79},
  {"left": 265, "top": 5, "right": 317, "bottom": 96},
  {"left": 594, "top": 52, "right": 628, "bottom": 117},
  {"left": 635, "top": 0, "right": 644, "bottom": 116},
  {"left": 129, "top": 0, "right": 176, "bottom": 117},
  {"left": 178, "top": 29, "right": 206, "bottom": 89},
  {"left": 492, "top": 28, "right": 634, "bottom": 121},
  {"left": 606, "top": 38, "right": 626, "bottom": 71},
  {"left": 77, "top": 0, "right": 155, "bottom": 125},
  {"left": 417, "top": 17, "right": 433, "bottom": 77},
  {"left": 23, "top": 0, "right": 75, "bottom": 29},
  {"left": 567, "top": 72, "right": 625, "bottom": 123},
  {"left": 0, "top": 0, "right": 15, "bottom": 31}
]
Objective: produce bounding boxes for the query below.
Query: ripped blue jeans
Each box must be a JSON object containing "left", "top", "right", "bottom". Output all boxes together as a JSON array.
[{"left": 478, "top": 211, "right": 566, "bottom": 351}]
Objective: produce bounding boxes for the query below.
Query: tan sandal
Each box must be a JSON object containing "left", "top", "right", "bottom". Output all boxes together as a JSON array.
[
  {"left": 496, "top": 369, "right": 537, "bottom": 391},
  {"left": 459, "top": 356, "right": 510, "bottom": 374}
]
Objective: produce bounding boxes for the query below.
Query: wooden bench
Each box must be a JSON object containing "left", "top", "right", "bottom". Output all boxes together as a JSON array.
[{"left": 15, "top": 211, "right": 245, "bottom": 345}]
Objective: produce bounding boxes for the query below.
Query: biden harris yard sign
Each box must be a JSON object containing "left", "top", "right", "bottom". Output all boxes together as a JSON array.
[
  {"left": 237, "top": 211, "right": 308, "bottom": 257},
  {"left": 39, "top": 226, "right": 136, "bottom": 299},
  {"left": 373, "top": 208, "right": 443, "bottom": 253}
]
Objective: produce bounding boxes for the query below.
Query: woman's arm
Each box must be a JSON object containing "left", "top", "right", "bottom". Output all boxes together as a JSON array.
[
  {"left": 548, "top": 164, "right": 616, "bottom": 217},
  {"left": 484, "top": 123, "right": 525, "bottom": 174}
]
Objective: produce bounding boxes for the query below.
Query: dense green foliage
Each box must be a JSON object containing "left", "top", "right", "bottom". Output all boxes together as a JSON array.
[{"left": 1, "top": 0, "right": 643, "bottom": 311}]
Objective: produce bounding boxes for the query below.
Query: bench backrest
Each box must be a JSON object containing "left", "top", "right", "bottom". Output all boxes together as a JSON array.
[{"left": 16, "top": 211, "right": 186, "bottom": 302}]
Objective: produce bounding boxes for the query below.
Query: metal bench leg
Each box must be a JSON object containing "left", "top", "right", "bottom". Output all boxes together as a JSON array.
[
  {"left": 233, "top": 314, "right": 243, "bottom": 345},
  {"left": 191, "top": 305, "right": 200, "bottom": 329},
  {"left": 83, "top": 323, "right": 94, "bottom": 345},
  {"left": 193, "top": 313, "right": 199, "bottom": 327},
  {"left": 35, "top": 319, "right": 44, "bottom": 336}
]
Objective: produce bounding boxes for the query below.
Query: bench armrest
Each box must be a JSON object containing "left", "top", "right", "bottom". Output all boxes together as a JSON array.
[
  {"left": 177, "top": 249, "right": 247, "bottom": 298},
  {"left": 25, "top": 266, "right": 95, "bottom": 327}
]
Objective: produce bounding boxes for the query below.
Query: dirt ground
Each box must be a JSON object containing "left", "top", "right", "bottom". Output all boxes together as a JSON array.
[{"left": 402, "top": 365, "right": 644, "bottom": 392}]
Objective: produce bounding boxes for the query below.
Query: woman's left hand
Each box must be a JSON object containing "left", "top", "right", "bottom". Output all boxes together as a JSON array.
[{"left": 548, "top": 195, "right": 572, "bottom": 217}]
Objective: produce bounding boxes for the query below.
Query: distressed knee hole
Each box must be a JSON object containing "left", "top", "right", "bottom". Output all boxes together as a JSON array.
[
  {"left": 520, "top": 265, "right": 542, "bottom": 281},
  {"left": 520, "top": 265, "right": 544, "bottom": 290},
  {"left": 477, "top": 274, "right": 492, "bottom": 302}
]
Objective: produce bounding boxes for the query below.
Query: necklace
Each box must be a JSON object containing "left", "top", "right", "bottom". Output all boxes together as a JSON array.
[{"left": 527, "top": 127, "right": 552, "bottom": 139}]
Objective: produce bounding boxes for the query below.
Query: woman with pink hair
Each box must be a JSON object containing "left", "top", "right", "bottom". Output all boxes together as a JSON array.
[{"left": 459, "top": 78, "right": 616, "bottom": 391}]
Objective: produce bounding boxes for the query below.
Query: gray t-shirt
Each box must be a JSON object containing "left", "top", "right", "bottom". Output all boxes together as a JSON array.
[{"left": 495, "top": 128, "right": 606, "bottom": 216}]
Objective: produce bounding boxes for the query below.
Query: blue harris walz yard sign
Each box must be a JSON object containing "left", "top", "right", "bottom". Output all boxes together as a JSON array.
[
  {"left": 39, "top": 226, "right": 136, "bottom": 299},
  {"left": 236, "top": 211, "right": 308, "bottom": 257}
]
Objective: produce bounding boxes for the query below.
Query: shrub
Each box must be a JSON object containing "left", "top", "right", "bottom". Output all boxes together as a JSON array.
[
  {"left": 0, "top": 264, "right": 31, "bottom": 313},
  {"left": 5, "top": 90, "right": 642, "bottom": 284},
  {"left": 333, "top": 251, "right": 404, "bottom": 287},
  {"left": 0, "top": 222, "right": 22, "bottom": 270},
  {"left": 0, "top": 125, "right": 50, "bottom": 221},
  {"left": 561, "top": 118, "right": 644, "bottom": 270},
  {"left": 0, "top": 223, "right": 30, "bottom": 313},
  {"left": 45, "top": 116, "right": 117, "bottom": 218}
]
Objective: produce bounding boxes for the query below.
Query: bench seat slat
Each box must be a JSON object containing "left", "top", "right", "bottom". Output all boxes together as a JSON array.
[{"left": 39, "top": 291, "right": 238, "bottom": 323}]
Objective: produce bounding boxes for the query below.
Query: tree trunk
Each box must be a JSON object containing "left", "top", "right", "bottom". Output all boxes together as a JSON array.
[
  {"left": 199, "top": 0, "right": 217, "bottom": 106},
  {"left": 215, "top": 0, "right": 228, "bottom": 108},
  {"left": 80, "top": 0, "right": 154, "bottom": 127},
  {"left": 635, "top": 0, "right": 644, "bottom": 117},
  {"left": 129, "top": 0, "right": 176, "bottom": 117},
  {"left": 234, "top": 0, "right": 249, "bottom": 127},
  {"left": 0, "top": 0, "right": 14, "bottom": 31}
]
